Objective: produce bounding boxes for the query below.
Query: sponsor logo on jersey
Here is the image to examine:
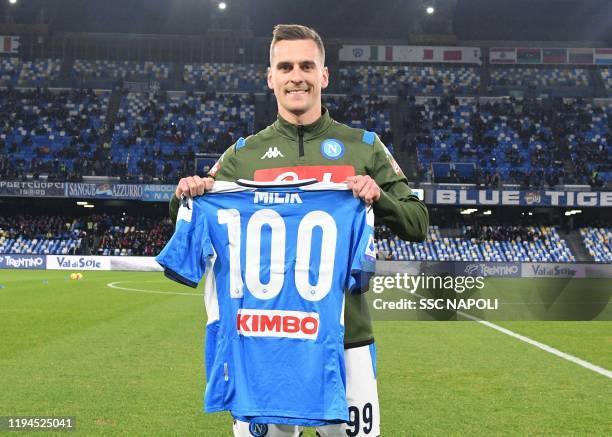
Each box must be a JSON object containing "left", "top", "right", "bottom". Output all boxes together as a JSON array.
[
  {"left": 249, "top": 423, "right": 269, "bottom": 436},
  {"left": 260, "top": 146, "right": 285, "bottom": 159},
  {"left": 320, "top": 139, "right": 345, "bottom": 160},
  {"left": 365, "top": 234, "right": 377, "bottom": 262},
  {"left": 237, "top": 309, "right": 319, "bottom": 340},
  {"left": 253, "top": 192, "right": 303, "bottom": 204},
  {"left": 253, "top": 165, "right": 355, "bottom": 182}
]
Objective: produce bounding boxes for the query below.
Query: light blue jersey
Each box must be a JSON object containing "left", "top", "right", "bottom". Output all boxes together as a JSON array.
[{"left": 156, "top": 181, "right": 375, "bottom": 426}]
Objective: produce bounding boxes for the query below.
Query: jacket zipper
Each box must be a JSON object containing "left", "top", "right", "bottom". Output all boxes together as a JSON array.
[{"left": 297, "top": 125, "right": 304, "bottom": 158}]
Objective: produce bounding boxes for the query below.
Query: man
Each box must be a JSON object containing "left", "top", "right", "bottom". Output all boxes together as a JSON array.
[{"left": 170, "top": 24, "right": 428, "bottom": 437}]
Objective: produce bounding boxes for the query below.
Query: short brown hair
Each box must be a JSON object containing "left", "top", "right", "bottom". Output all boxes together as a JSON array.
[{"left": 269, "top": 24, "right": 325, "bottom": 65}]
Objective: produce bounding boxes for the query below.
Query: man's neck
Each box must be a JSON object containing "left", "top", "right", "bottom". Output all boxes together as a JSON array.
[{"left": 278, "top": 106, "right": 322, "bottom": 126}]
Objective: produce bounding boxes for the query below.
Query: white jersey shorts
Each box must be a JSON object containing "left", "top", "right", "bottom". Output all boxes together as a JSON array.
[{"left": 232, "top": 343, "right": 380, "bottom": 437}]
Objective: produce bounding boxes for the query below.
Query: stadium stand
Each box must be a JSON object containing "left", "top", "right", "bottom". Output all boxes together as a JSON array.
[
  {"left": 339, "top": 65, "right": 480, "bottom": 96},
  {"left": 0, "top": 215, "right": 84, "bottom": 255},
  {"left": 0, "top": 57, "right": 21, "bottom": 86},
  {"left": 324, "top": 95, "right": 393, "bottom": 150},
  {"left": 4, "top": 212, "right": 607, "bottom": 263},
  {"left": 94, "top": 215, "right": 174, "bottom": 256},
  {"left": 183, "top": 63, "right": 267, "bottom": 92},
  {"left": 18, "top": 59, "right": 62, "bottom": 87},
  {"left": 580, "top": 227, "right": 612, "bottom": 263},
  {"left": 566, "top": 101, "right": 611, "bottom": 186},
  {"left": 0, "top": 56, "right": 609, "bottom": 263},
  {"left": 0, "top": 58, "right": 62, "bottom": 87},
  {"left": 414, "top": 96, "right": 611, "bottom": 186},
  {"left": 0, "top": 88, "right": 109, "bottom": 181},
  {"left": 375, "top": 224, "right": 575, "bottom": 262},
  {"left": 489, "top": 67, "right": 590, "bottom": 88},
  {"left": 0, "top": 214, "right": 174, "bottom": 256},
  {"left": 72, "top": 60, "right": 170, "bottom": 86},
  {"left": 112, "top": 91, "right": 255, "bottom": 182},
  {"left": 0, "top": 58, "right": 608, "bottom": 188},
  {"left": 601, "top": 68, "right": 612, "bottom": 91}
]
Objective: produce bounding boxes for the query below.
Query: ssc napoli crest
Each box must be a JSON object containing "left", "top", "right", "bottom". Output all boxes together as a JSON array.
[
  {"left": 249, "top": 423, "right": 269, "bottom": 436},
  {"left": 320, "top": 139, "right": 345, "bottom": 160}
]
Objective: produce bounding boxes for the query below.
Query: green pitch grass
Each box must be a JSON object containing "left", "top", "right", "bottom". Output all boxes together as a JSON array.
[{"left": 0, "top": 270, "right": 610, "bottom": 436}]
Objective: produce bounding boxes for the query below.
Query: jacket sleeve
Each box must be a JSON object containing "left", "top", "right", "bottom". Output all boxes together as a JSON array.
[
  {"left": 168, "top": 143, "right": 238, "bottom": 223},
  {"left": 368, "top": 135, "right": 429, "bottom": 242}
]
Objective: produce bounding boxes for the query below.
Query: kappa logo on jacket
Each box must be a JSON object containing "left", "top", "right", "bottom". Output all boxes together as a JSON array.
[{"left": 260, "top": 147, "right": 285, "bottom": 159}]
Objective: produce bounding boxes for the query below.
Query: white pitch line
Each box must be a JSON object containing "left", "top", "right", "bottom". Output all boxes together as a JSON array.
[
  {"left": 475, "top": 318, "right": 612, "bottom": 378},
  {"left": 400, "top": 289, "right": 612, "bottom": 379},
  {"left": 107, "top": 281, "right": 203, "bottom": 297}
]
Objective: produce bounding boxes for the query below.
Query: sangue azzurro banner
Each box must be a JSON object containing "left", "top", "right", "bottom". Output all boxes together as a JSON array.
[{"left": 0, "top": 181, "right": 176, "bottom": 201}]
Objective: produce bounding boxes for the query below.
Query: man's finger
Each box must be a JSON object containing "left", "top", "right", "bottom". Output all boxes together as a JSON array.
[
  {"left": 187, "top": 178, "right": 200, "bottom": 197},
  {"left": 360, "top": 180, "right": 378, "bottom": 204},
  {"left": 175, "top": 178, "right": 190, "bottom": 199},
  {"left": 358, "top": 178, "right": 373, "bottom": 197},
  {"left": 349, "top": 177, "right": 366, "bottom": 197},
  {"left": 175, "top": 176, "right": 212, "bottom": 199},
  {"left": 192, "top": 175, "right": 207, "bottom": 196},
  {"left": 204, "top": 177, "right": 215, "bottom": 192}
]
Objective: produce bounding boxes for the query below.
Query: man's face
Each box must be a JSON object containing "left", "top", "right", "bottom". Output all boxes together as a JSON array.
[{"left": 268, "top": 39, "right": 329, "bottom": 121}]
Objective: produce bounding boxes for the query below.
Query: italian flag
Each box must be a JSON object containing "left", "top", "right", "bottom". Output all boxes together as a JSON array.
[{"left": 369, "top": 46, "right": 394, "bottom": 62}]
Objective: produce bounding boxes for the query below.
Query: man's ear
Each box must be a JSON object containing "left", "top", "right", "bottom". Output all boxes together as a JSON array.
[
  {"left": 267, "top": 66, "right": 274, "bottom": 90},
  {"left": 321, "top": 66, "right": 329, "bottom": 89}
]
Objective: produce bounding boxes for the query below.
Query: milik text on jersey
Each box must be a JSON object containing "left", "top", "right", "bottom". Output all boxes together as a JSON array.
[{"left": 253, "top": 192, "right": 303, "bottom": 204}]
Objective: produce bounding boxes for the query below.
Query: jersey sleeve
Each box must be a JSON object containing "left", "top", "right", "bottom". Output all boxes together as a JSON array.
[
  {"left": 208, "top": 142, "right": 238, "bottom": 182},
  {"left": 347, "top": 206, "right": 376, "bottom": 294},
  {"left": 156, "top": 198, "right": 213, "bottom": 288},
  {"left": 367, "top": 133, "right": 429, "bottom": 242}
]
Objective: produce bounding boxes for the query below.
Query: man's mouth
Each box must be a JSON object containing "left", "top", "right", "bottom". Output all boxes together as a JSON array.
[{"left": 286, "top": 89, "right": 309, "bottom": 94}]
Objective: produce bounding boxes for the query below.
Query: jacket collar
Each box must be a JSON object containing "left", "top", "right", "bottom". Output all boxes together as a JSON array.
[{"left": 273, "top": 107, "right": 333, "bottom": 141}]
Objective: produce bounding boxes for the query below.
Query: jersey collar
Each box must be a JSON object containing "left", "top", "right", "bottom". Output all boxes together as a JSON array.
[{"left": 274, "top": 107, "right": 334, "bottom": 141}]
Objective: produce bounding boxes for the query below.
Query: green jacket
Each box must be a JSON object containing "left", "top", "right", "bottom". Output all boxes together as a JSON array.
[{"left": 169, "top": 108, "right": 428, "bottom": 347}]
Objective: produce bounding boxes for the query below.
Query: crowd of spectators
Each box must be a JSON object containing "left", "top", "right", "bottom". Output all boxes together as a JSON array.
[
  {"left": 324, "top": 95, "right": 394, "bottom": 147},
  {"left": 183, "top": 63, "right": 267, "bottom": 92},
  {"left": 0, "top": 214, "right": 174, "bottom": 256},
  {"left": 406, "top": 94, "right": 610, "bottom": 187},
  {"left": 112, "top": 90, "right": 254, "bottom": 182},
  {"left": 2, "top": 212, "right": 608, "bottom": 263},
  {"left": 0, "top": 60, "right": 610, "bottom": 188},
  {"left": 73, "top": 60, "right": 169, "bottom": 82},
  {"left": 0, "top": 87, "right": 109, "bottom": 181},
  {"left": 376, "top": 223, "right": 575, "bottom": 262},
  {"left": 464, "top": 224, "right": 538, "bottom": 242},
  {"left": 338, "top": 65, "right": 480, "bottom": 96},
  {"left": 489, "top": 67, "right": 590, "bottom": 89},
  {"left": 0, "top": 214, "right": 83, "bottom": 241},
  {"left": 93, "top": 215, "right": 174, "bottom": 256}
]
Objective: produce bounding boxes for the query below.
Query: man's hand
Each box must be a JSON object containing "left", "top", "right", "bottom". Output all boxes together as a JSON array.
[
  {"left": 175, "top": 176, "right": 214, "bottom": 199},
  {"left": 346, "top": 175, "right": 381, "bottom": 205}
]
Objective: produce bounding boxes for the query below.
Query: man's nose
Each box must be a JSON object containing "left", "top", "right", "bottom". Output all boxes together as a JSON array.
[{"left": 289, "top": 66, "right": 304, "bottom": 82}]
